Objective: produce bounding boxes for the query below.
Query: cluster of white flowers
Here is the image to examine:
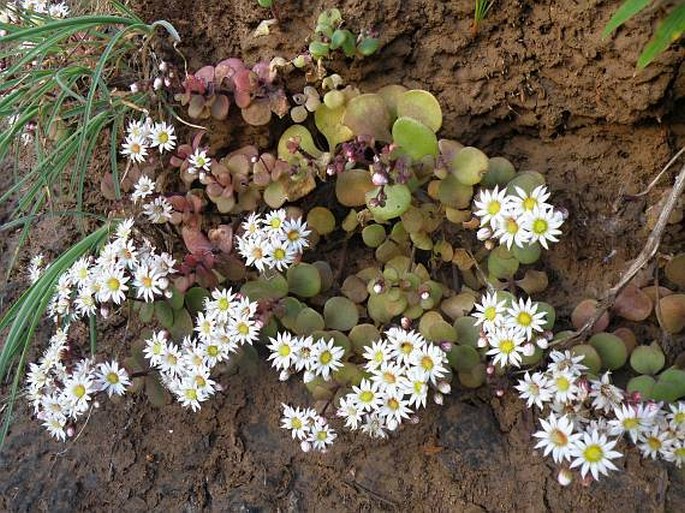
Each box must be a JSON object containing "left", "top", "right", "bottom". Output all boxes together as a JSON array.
[
  {"left": 26, "top": 325, "right": 130, "bottom": 441},
  {"left": 120, "top": 118, "right": 177, "bottom": 164},
  {"left": 473, "top": 185, "right": 564, "bottom": 250},
  {"left": 1, "top": 0, "right": 69, "bottom": 25},
  {"left": 27, "top": 253, "right": 46, "bottom": 284},
  {"left": 236, "top": 210, "right": 311, "bottom": 272},
  {"left": 473, "top": 292, "right": 548, "bottom": 368},
  {"left": 267, "top": 332, "right": 345, "bottom": 383},
  {"left": 129, "top": 174, "right": 174, "bottom": 224},
  {"left": 280, "top": 404, "right": 336, "bottom": 453},
  {"left": 142, "top": 288, "right": 262, "bottom": 411},
  {"left": 516, "top": 350, "right": 685, "bottom": 483},
  {"left": 47, "top": 219, "right": 176, "bottom": 321},
  {"left": 337, "top": 328, "right": 449, "bottom": 439}
]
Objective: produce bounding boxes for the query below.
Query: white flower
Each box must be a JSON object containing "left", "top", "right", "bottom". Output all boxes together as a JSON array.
[
  {"left": 379, "top": 394, "right": 412, "bottom": 431},
  {"left": 667, "top": 402, "right": 685, "bottom": 432},
  {"left": 387, "top": 328, "right": 425, "bottom": 365},
  {"left": 158, "top": 343, "right": 183, "bottom": 376},
  {"left": 267, "top": 332, "right": 297, "bottom": 371},
  {"left": 360, "top": 413, "right": 388, "bottom": 439},
  {"left": 311, "top": 338, "right": 344, "bottom": 381},
  {"left": 515, "top": 372, "right": 553, "bottom": 408},
  {"left": 547, "top": 350, "right": 587, "bottom": 376},
  {"left": 63, "top": 374, "right": 95, "bottom": 416},
  {"left": 282, "top": 217, "right": 311, "bottom": 252},
  {"left": 281, "top": 404, "right": 313, "bottom": 440},
  {"left": 663, "top": 440, "right": 685, "bottom": 468},
  {"left": 510, "top": 185, "right": 551, "bottom": 216},
  {"left": 609, "top": 404, "right": 652, "bottom": 444},
  {"left": 637, "top": 426, "right": 671, "bottom": 460},
  {"left": 410, "top": 344, "right": 448, "bottom": 385},
  {"left": 194, "top": 311, "right": 217, "bottom": 341},
  {"left": 473, "top": 186, "right": 512, "bottom": 228},
  {"left": 149, "top": 121, "right": 176, "bottom": 153},
  {"left": 493, "top": 215, "right": 531, "bottom": 250},
  {"left": 95, "top": 360, "right": 130, "bottom": 397},
  {"left": 188, "top": 149, "right": 211, "bottom": 173},
  {"left": 506, "top": 297, "right": 546, "bottom": 340},
  {"left": 177, "top": 384, "right": 202, "bottom": 411},
  {"left": 520, "top": 206, "right": 563, "bottom": 250},
  {"left": 133, "top": 264, "right": 164, "bottom": 302},
  {"left": 237, "top": 237, "right": 270, "bottom": 272},
  {"left": 28, "top": 254, "right": 46, "bottom": 283},
  {"left": 143, "top": 331, "right": 168, "bottom": 366},
  {"left": 337, "top": 395, "right": 363, "bottom": 430},
  {"left": 401, "top": 367, "right": 429, "bottom": 409},
  {"left": 205, "top": 288, "right": 236, "bottom": 321},
  {"left": 121, "top": 135, "right": 148, "bottom": 163},
  {"left": 548, "top": 370, "right": 580, "bottom": 404},
  {"left": 351, "top": 378, "right": 383, "bottom": 413},
  {"left": 262, "top": 209, "right": 287, "bottom": 235},
  {"left": 589, "top": 372, "right": 624, "bottom": 413},
  {"left": 473, "top": 291, "right": 507, "bottom": 331},
  {"left": 96, "top": 266, "right": 129, "bottom": 304},
  {"left": 533, "top": 413, "right": 580, "bottom": 463},
  {"left": 115, "top": 218, "right": 135, "bottom": 240},
  {"left": 132, "top": 175, "right": 156, "bottom": 204},
  {"left": 569, "top": 429, "right": 622, "bottom": 480},
  {"left": 308, "top": 419, "right": 336, "bottom": 451},
  {"left": 362, "top": 339, "right": 391, "bottom": 370},
  {"left": 142, "top": 197, "right": 173, "bottom": 223},
  {"left": 241, "top": 212, "right": 262, "bottom": 236},
  {"left": 264, "top": 239, "right": 297, "bottom": 271},
  {"left": 486, "top": 326, "right": 526, "bottom": 368},
  {"left": 228, "top": 316, "right": 260, "bottom": 346},
  {"left": 43, "top": 416, "right": 67, "bottom": 441}
]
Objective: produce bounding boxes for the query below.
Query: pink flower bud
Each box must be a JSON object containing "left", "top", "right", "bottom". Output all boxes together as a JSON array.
[
  {"left": 477, "top": 337, "right": 488, "bottom": 348},
  {"left": 557, "top": 468, "right": 573, "bottom": 486},
  {"left": 93, "top": 401, "right": 100, "bottom": 409},
  {"left": 372, "top": 282, "right": 383, "bottom": 294},
  {"left": 495, "top": 389, "right": 505, "bottom": 397},
  {"left": 372, "top": 172, "right": 388, "bottom": 186},
  {"left": 535, "top": 337, "right": 548, "bottom": 349},
  {"left": 409, "top": 415, "right": 420, "bottom": 424},
  {"left": 66, "top": 426, "right": 76, "bottom": 437},
  {"left": 401, "top": 317, "right": 412, "bottom": 329},
  {"left": 476, "top": 227, "right": 492, "bottom": 241},
  {"left": 437, "top": 381, "right": 451, "bottom": 394},
  {"left": 153, "top": 77, "right": 163, "bottom": 90},
  {"left": 420, "top": 290, "right": 431, "bottom": 300},
  {"left": 159, "top": 61, "right": 168, "bottom": 72},
  {"left": 522, "top": 343, "right": 536, "bottom": 357},
  {"left": 164, "top": 77, "right": 171, "bottom": 88},
  {"left": 300, "top": 440, "right": 311, "bottom": 453},
  {"left": 486, "top": 364, "right": 496, "bottom": 375},
  {"left": 433, "top": 392, "right": 444, "bottom": 405},
  {"left": 439, "top": 341, "right": 453, "bottom": 353},
  {"left": 129, "top": 83, "right": 139, "bottom": 93}
]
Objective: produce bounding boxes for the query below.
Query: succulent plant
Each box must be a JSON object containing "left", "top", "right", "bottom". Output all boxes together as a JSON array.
[{"left": 308, "top": 8, "right": 379, "bottom": 60}]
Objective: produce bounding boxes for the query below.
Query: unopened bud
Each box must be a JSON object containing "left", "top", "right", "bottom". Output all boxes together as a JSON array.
[
  {"left": 477, "top": 337, "right": 488, "bottom": 349},
  {"left": 164, "top": 290, "right": 173, "bottom": 299},
  {"left": 400, "top": 316, "right": 412, "bottom": 329},
  {"left": 372, "top": 282, "right": 383, "bottom": 294},
  {"left": 535, "top": 337, "right": 548, "bottom": 349},
  {"left": 495, "top": 389, "right": 505, "bottom": 397},
  {"left": 387, "top": 419, "right": 399, "bottom": 431},
  {"left": 484, "top": 240, "right": 496, "bottom": 251},
  {"left": 129, "top": 82, "right": 139, "bottom": 93},
  {"left": 93, "top": 401, "right": 100, "bottom": 409},
  {"left": 522, "top": 343, "right": 536, "bottom": 357},
  {"left": 557, "top": 468, "right": 573, "bottom": 486},
  {"left": 159, "top": 61, "right": 168, "bottom": 72},
  {"left": 66, "top": 426, "right": 76, "bottom": 437},
  {"left": 439, "top": 341, "right": 453, "bottom": 353},
  {"left": 303, "top": 370, "right": 315, "bottom": 383},
  {"left": 153, "top": 77, "right": 163, "bottom": 90},
  {"left": 420, "top": 290, "right": 431, "bottom": 301},
  {"left": 476, "top": 227, "right": 492, "bottom": 241},
  {"left": 433, "top": 392, "right": 444, "bottom": 405},
  {"left": 215, "top": 383, "right": 224, "bottom": 392},
  {"left": 486, "top": 364, "right": 496, "bottom": 375},
  {"left": 409, "top": 414, "right": 420, "bottom": 424},
  {"left": 199, "top": 171, "right": 207, "bottom": 181},
  {"left": 100, "top": 306, "right": 110, "bottom": 319},
  {"left": 164, "top": 77, "right": 172, "bottom": 88},
  {"left": 300, "top": 440, "right": 312, "bottom": 453},
  {"left": 437, "top": 381, "right": 451, "bottom": 394},
  {"left": 279, "top": 369, "right": 291, "bottom": 381},
  {"left": 371, "top": 172, "right": 388, "bottom": 186}
]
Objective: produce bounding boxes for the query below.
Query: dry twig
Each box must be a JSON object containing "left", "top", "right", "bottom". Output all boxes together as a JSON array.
[{"left": 556, "top": 160, "right": 685, "bottom": 348}]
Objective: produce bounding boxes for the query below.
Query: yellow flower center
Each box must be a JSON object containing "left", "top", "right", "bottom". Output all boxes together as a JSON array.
[
  {"left": 270, "top": 218, "right": 282, "bottom": 229},
  {"left": 675, "top": 447, "right": 685, "bottom": 458},
  {"left": 487, "top": 201, "right": 501, "bottom": 215},
  {"left": 185, "top": 389, "right": 197, "bottom": 401},
  {"left": 499, "top": 339, "right": 515, "bottom": 354},
  {"left": 374, "top": 352, "right": 384, "bottom": 363},
  {"left": 273, "top": 248, "right": 286, "bottom": 260},
  {"left": 320, "top": 350, "right": 332, "bottom": 365},
  {"left": 159, "top": 132, "right": 169, "bottom": 143},
  {"left": 388, "top": 398, "right": 399, "bottom": 411},
  {"left": 421, "top": 356, "right": 434, "bottom": 371},
  {"left": 237, "top": 323, "right": 249, "bottom": 335},
  {"left": 142, "top": 276, "right": 153, "bottom": 288},
  {"left": 647, "top": 437, "right": 662, "bottom": 451},
  {"left": 287, "top": 230, "right": 300, "bottom": 241},
  {"left": 517, "top": 312, "right": 532, "bottom": 326},
  {"left": 131, "top": 143, "right": 141, "bottom": 154},
  {"left": 317, "top": 430, "right": 328, "bottom": 441},
  {"left": 505, "top": 218, "right": 519, "bottom": 234},
  {"left": 207, "top": 345, "right": 219, "bottom": 357},
  {"left": 360, "top": 390, "right": 374, "bottom": 403},
  {"left": 106, "top": 372, "right": 119, "bottom": 385},
  {"left": 217, "top": 297, "right": 230, "bottom": 311},
  {"left": 550, "top": 428, "right": 568, "bottom": 447},
  {"left": 74, "top": 384, "right": 86, "bottom": 399},
  {"left": 195, "top": 376, "right": 206, "bottom": 388},
  {"left": 675, "top": 412, "right": 685, "bottom": 425},
  {"left": 523, "top": 197, "right": 537, "bottom": 211},
  {"left": 556, "top": 376, "right": 570, "bottom": 392},
  {"left": 383, "top": 372, "right": 396, "bottom": 384},
  {"left": 413, "top": 381, "right": 424, "bottom": 394},
  {"left": 532, "top": 219, "right": 548, "bottom": 235},
  {"left": 484, "top": 306, "right": 497, "bottom": 321},
  {"left": 278, "top": 345, "right": 291, "bottom": 357},
  {"left": 400, "top": 341, "right": 413, "bottom": 354},
  {"left": 583, "top": 444, "right": 604, "bottom": 463},
  {"left": 623, "top": 417, "right": 639, "bottom": 430},
  {"left": 292, "top": 418, "right": 302, "bottom": 430},
  {"left": 107, "top": 277, "right": 120, "bottom": 291}
]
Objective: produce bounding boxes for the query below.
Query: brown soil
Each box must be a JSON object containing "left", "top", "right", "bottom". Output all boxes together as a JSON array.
[{"left": 1, "top": 1, "right": 685, "bottom": 512}]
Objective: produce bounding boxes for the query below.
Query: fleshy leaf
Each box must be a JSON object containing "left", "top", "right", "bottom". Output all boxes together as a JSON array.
[
  {"left": 392, "top": 117, "right": 438, "bottom": 161},
  {"left": 335, "top": 169, "right": 374, "bottom": 207},
  {"left": 396, "top": 89, "right": 442, "bottom": 132},
  {"left": 315, "top": 104, "right": 354, "bottom": 151},
  {"left": 342, "top": 93, "right": 392, "bottom": 142}
]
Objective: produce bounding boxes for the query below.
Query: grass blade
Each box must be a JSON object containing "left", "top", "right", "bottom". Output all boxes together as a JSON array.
[
  {"left": 602, "top": 0, "right": 652, "bottom": 38},
  {"left": 638, "top": 4, "right": 685, "bottom": 69}
]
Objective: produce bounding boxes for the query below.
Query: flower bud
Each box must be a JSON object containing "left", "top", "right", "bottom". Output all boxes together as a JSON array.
[
  {"left": 437, "top": 381, "right": 451, "bottom": 394},
  {"left": 100, "top": 306, "right": 110, "bottom": 319},
  {"left": 477, "top": 337, "right": 488, "bottom": 349},
  {"left": 535, "top": 337, "right": 548, "bottom": 349},
  {"left": 439, "top": 341, "right": 453, "bottom": 353},
  {"left": 401, "top": 316, "right": 412, "bottom": 330},
  {"left": 433, "top": 392, "right": 444, "bottom": 405},
  {"left": 93, "top": 401, "right": 100, "bottom": 409},
  {"left": 409, "top": 414, "right": 420, "bottom": 424},
  {"left": 476, "top": 227, "right": 492, "bottom": 241},
  {"left": 495, "top": 389, "right": 505, "bottom": 397},
  {"left": 303, "top": 370, "right": 315, "bottom": 383},
  {"left": 484, "top": 240, "right": 496, "bottom": 251},
  {"left": 153, "top": 77, "right": 163, "bottom": 90},
  {"left": 522, "top": 343, "right": 536, "bottom": 357},
  {"left": 372, "top": 282, "right": 383, "bottom": 294},
  {"left": 164, "top": 77, "right": 172, "bottom": 88},
  {"left": 159, "top": 61, "right": 168, "bottom": 72},
  {"left": 300, "top": 440, "right": 311, "bottom": 453},
  {"left": 557, "top": 468, "right": 573, "bottom": 487},
  {"left": 387, "top": 419, "right": 399, "bottom": 431},
  {"left": 486, "top": 364, "right": 495, "bottom": 375},
  {"left": 372, "top": 172, "right": 388, "bottom": 186},
  {"left": 279, "top": 369, "right": 291, "bottom": 381},
  {"left": 215, "top": 383, "right": 224, "bottom": 392},
  {"left": 420, "top": 290, "right": 431, "bottom": 301},
  {"left": 129, "top": 82, "right": 139, "bottom": 93},
  {"left": 66, "top": 426, "right": 76, "bottom": 437}
]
